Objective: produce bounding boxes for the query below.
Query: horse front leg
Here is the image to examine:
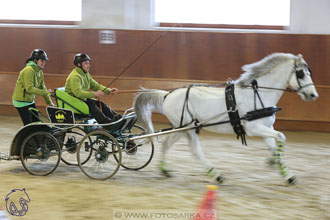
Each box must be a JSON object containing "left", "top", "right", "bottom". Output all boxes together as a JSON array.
[
  {"left": 246, "top": 124, "right": 298, "bottom": 185},
  {"left": 275, "top": 141, "right": 298, "bottom": 184},
  {"left": 264, "top": 137, "right": 277, "bottom": 166},
  {"left": 186, "top": 130, "right": 225, "bottom": 183}
]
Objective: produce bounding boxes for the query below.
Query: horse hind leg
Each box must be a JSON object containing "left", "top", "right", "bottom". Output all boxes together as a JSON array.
[
  {"left": 159, "top": 132, "right": 182, "bottom": 177},
  {"left": 186, "top": 130, "right": 225, "bottom": 184},
  {"left": 246, "top": 124, "right": 297, "bottom": 185}
]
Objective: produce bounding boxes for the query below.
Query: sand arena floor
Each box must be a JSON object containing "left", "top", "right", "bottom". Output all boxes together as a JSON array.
[{"left": 0, "top": 115, "right": 329, "bottom": 220}]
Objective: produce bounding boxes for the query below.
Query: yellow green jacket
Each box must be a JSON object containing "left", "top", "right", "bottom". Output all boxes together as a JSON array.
[
  {"left": 65, "top": 67, "right": 111, "bottom": 100},
  {"left": 12, "top": 61, "right": 52, "bottom": 104}
]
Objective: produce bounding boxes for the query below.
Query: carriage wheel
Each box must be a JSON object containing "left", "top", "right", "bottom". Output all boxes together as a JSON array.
[
  {"left": 77, "top": 130, "right": 121, "bottom": 180},
  {"left": 116, "top": 124, "right": 154, "bottom": 170},
  {"left": 20, "top": 131, "right": 61, "bottom": 176},
  {"left": 60, "top": 127, "right": 92, "bottom": 166}
]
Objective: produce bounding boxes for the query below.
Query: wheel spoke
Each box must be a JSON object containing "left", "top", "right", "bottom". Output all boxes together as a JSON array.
[
  {"left": 20, "top": 131, "right": 61, "bottom": 176},
  {"left": 60, "top": 127, "right": 92, "bottom": 166},
  {"left": 77, "top": 130, "right": 121, "bottom": 180},
  {"left": 119, "top": 125, "right": 154, "bottom": 170}
]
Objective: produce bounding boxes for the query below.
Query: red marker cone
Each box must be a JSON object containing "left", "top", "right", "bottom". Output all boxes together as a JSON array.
[
  {"left": 0, "top": 205, "right": 10, "bottom": 220},
  {"left": 192, "top": 185, "right": 218, "bottom": 220}
]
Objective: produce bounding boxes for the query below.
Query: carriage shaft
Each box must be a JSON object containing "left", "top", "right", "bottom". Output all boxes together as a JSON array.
[{"left": 128, "top": 125, "right": 196, "bottom": 141}]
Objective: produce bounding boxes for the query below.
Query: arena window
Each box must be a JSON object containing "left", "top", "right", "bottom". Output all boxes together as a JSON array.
[
  {"left": 0, "top": 0, "right": 81, "bottom": 25},
  {"left": 154, "top": 0, "right": 290, "bottom": 30}
]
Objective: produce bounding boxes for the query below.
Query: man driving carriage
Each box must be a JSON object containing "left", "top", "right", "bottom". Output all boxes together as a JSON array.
[{"left": 64, "top": 53, "right": 121, "bottom": 124}]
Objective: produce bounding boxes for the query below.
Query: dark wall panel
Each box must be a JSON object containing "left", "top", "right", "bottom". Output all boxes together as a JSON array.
[
  {"left": 0, "top": 27, "right": 329, "bottom": 131},
  {"left": 1, "top": 27, "right": 329, "bottom": 84}
]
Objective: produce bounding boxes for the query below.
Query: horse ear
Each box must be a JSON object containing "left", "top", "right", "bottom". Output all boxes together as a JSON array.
[{"left": 295, "top": 54, "right": 303, "bottom": 64}]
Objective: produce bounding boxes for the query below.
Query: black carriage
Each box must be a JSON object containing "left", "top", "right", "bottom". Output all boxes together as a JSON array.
[{"left": 7, "top": 88, "right": 154, "bottom": 180}]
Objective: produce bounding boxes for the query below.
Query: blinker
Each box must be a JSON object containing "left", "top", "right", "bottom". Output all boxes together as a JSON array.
[{"left": 296, "top": 70, "right": 305, "bottom": 79}]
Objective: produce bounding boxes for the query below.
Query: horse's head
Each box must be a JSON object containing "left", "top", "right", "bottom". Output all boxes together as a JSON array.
[{"left": 288, "top": 54, "right": 319, "bottom": 101}]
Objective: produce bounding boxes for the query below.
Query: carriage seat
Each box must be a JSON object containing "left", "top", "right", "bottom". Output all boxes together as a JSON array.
[
  {"left": 54, "top": 87, "right": 90, "bottom": 116},
  {"left": 53, "top": 87, "right": 137, "bottom": 132}
]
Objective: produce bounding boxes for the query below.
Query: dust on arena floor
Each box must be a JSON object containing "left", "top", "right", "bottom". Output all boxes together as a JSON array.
[{"left": 0, "top": 116, "right": 329, "bottom": 220}]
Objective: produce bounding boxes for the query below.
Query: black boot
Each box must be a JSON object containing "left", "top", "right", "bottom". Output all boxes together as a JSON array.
[
  {"left": 113, "top": 114, "right": 122, "bottom": 121},
  {"left": 100, "top": 117, "right": 115, "bottom": 125}
]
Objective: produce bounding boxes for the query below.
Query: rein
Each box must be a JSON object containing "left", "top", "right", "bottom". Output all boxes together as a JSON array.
[
  {"left": 240, "top": 84, "right": 314, "bottom": 93},
  {"left": 118, "top": 83, "right": 311, "bottom": 94},
  {"left": 241, "top": 85, "right": 297, "bottom": 92}
]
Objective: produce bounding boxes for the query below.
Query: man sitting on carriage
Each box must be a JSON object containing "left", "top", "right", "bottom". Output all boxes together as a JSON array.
[
  {"left": 64, "top": 53, "right": 121, "bottom": 124},
  {"left": 12, "top": 49, "right": 54, "bottom": 125}
]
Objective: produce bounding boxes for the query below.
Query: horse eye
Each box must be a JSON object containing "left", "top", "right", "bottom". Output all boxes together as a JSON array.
[{"left": 296, "top": 70, "right": 305, "bottom": 79}]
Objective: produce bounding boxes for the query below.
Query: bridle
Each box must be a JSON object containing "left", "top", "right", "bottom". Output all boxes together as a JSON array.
[{"left": 293, "top": 62, "right": 314, "bottom": 92}]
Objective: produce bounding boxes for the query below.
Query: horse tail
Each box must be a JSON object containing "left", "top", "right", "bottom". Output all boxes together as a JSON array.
[{"left": 133, "top": 87, "right": 168, "bottom": 133}]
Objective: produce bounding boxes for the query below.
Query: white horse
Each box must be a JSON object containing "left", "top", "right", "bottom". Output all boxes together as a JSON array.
[{"left": 133, "top": 53, "right": 318, "bottom": 184}]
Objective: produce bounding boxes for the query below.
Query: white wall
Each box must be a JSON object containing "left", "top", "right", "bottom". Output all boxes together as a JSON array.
[
  {"left": 290, "top": 0, "right": 330, "bottom": 34},
  {"left": 81, "top": 0, "right": 330, "bottom": 34},
  {"left": 80, "top": 0, "right": 151, "bottom": 29}
]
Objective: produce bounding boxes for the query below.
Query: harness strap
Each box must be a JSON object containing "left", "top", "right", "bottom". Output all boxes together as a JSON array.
[
  {"left": 225, "top": 82, "right": 247, "bottom": 146},
  {"left": 179, "top": 85, "right": 194, "bottom": 128},
  {"left": 251, "top": 80, "right": 265, "bottom": 110},
  {"left": 164, "top": 84, "right": 203, "bottom": 133}
]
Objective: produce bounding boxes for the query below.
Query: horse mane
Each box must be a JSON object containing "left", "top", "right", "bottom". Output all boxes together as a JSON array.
[{"left": 235, "top": 53, "right": 298, "bottom": 86}]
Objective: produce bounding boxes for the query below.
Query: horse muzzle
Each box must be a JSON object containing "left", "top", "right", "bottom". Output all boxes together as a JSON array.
[{"left": 299, "top": 90, "right": 319, "bottom": 101}]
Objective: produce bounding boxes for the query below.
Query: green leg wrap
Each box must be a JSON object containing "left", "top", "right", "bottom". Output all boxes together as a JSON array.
[
  {"left": 207, "top": 167, "right": 217, "bottom": 178},
  {"left": 159, "top": 161, "right": 167, "bottom": 172},
  {"left": 276, "top": 141, "right": 293, "bottom": 179},
  {"left": 159, "top": 161, "right": 171, "bottom": 177}
]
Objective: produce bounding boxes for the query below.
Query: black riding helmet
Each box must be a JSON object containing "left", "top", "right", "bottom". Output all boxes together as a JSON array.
[
  {"left": 74, "top": 53, "right": 91, "bottom": 67},
  {"left": 30, "top": 49, "right": 49, "bottom": 61}
]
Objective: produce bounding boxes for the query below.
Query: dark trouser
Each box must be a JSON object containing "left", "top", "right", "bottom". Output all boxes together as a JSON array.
[
  {"left": 84, "top": 99, "right": 120, "bottom": 124},
  {"left": 16, "top": 103, "right": 40, "bottom": 126}
]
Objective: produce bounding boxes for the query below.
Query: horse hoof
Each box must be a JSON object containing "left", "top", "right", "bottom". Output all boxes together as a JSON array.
[
  {"left": 161, "top": 169, "right": 172, "bottom": 177},
  {"left": 267, "top": 158, "right": 276, "bottom": 166},
  {"left": 216, "top": 175, "right": 225, "bottom": 184},
  {"left": 287, "top": 176, "right": 298, "bottom": 185}
]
